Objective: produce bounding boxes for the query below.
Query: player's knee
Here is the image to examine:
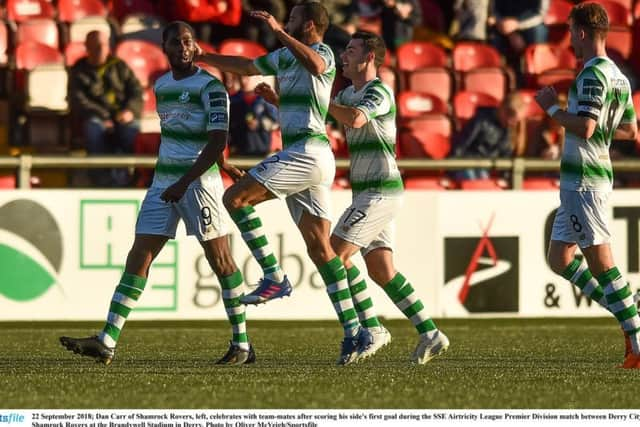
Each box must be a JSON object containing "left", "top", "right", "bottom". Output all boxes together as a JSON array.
[
  {"left": 547, "top": 254, "right": 570, "bottom": 276},
  {"left": 305, "top": 237, "right": 332, "bottom": 265},
  {"left": 222, "top": 189, "right": 242, "bottom": 211}
]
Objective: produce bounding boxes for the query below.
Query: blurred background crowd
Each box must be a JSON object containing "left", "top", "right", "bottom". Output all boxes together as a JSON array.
[{"left": 0, "top": 0, "right": 639, "bottom": 190}]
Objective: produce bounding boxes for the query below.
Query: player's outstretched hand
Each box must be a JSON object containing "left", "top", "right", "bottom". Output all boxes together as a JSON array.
[
  {"left": 250, "top": 10, "right": 282, "bottom": 33},
  {"left": 255, "top": 82, "right": 279, "bottom": 105},
  {"left": 161, "top": 181, "right": 188, "bottom": 203},
  {"left": 221, "top": 162, "right": 246, "bottom": 182},
  {"left": 534, "top": 86, "right": 559, "bottom": 111}
]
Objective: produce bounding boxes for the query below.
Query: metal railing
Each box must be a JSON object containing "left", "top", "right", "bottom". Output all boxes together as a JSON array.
[{"left": 1, "top": 155, "right": 639, "bottom": 189}]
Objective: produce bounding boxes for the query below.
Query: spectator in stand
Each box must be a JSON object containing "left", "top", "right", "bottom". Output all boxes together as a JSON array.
[
  {"left": 225, "top": 73, "right": 278, "bottom": 156},
  {"left": 381, "top": 0, "right": 422, "bottom": 51},
  {"left": 451, "top": 92, "right": 527, "bottom": 180},
  {"left": 352, "top": 0, "right": 421, "bottom": 51},
  {"left": 489, "top": 0, "right": 549, "bottom": 81},
  {"left": 68, "top": 30, "right": 143, "bottom": 187},
  {"left": 452, "top": 0, "right": 489, "bottom": 41}
]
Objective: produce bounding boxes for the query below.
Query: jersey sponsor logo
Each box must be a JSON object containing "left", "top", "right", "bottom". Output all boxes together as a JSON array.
[
  {"left": 179, "top": 90, "right": 191, "bottom": 103},
  {"left": 209, "top": 111, "right": 228, "bottom": 124},
  {"left": 581, "top": 78, "right": 604, "bottom": 98}
]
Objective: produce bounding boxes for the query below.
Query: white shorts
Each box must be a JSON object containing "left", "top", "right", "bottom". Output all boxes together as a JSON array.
[
  {"left": 550, "top": 190, "right": 611, "bottom": 248},
  {"left": 332, "top": 191, "right": 403, "bottom": 256},
  {"left": 249, "top": 142, "right": 335, "bottom": 224},
  {"left": 136, "top": 182, "right": 231, "bottom": 242}
]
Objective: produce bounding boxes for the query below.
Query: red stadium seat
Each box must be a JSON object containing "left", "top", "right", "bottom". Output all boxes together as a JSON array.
[
  {"left": 404, "top": 68, "right": 452, "bottom": 101},
  {"left": 595, "top": 0, "right": 632, "bottom": 26},
  {"left": 452, "top": 42, "right": 508, "bottom": 101},
  {"left": 522, "top": 177, "right": 560, "bottom": 190},
  {"left": 402, "top": 113, "right": 452, "bottom": 137},
  {"left": 58, "top": 0, "right": 107, "bottom": 22},
  {"left": 115, "top": 39, "right": 169, "bottom": 88},
  {"left": 453, "top": 91, "right": 500, "bottom": 127},
  {"left": 399, "top": 130, "right": 450, "bottom": 159},
  {"left": 64, "top": 41, "right": 87, "bottom": 67},
  {"left": 0, "top": 175, "right": 16, "bottom": 189},
  {"left": 26, "top": 63, "right": 68, "bottom": 111},
  {"left": 523, "top": 43, "right": 577, "bottom": 90},
  {"left": 218, "top": 39, "right": 267, "bottom": 59},
  {"left": 15, "top": 41, "right": 63, "bottom": 69},
  {"left": 452, "top": 42, "right": 502, "bottom": 71},
  {"left": 7, "top": 0, "right": 56, "bottom": 22},
  {"left": 397, "top": 42, "right": 450, "bottom": 96},
  {"left": 397, "top": 91, "right": 448, "bottom": 119},
  {"left": 460, "top": 68, "right": 508, "bottom": 102},
  {"left": 404, "top": 176, "right": 448, "bottom": 190},
  {"left": 459, "top": 179, "right": 505, "bottom": 190},
  {"left": 16, "top": 19, "right": 59, "bottom": 49},
  {"left": 396, "top": 41, "right": 448, "bottom": 70}
]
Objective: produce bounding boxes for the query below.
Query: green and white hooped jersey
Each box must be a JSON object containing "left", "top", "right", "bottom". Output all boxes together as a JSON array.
[
  {"left": 152, "top": 68, "right": 228, "bottom": 189},
  {"left": 334, "top": 78, "right": 403, "bottom": 195},
  {"left": 253, "top": 43, "right": 335, "bottom": 149},
  {"left": 561, "top": 56, "right": 635, "bottom": 192}
]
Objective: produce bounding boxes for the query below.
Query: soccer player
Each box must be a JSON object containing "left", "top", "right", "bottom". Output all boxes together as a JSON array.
[
  {"left": 60, "top": 21, "right": 254, "bottom": 366},
  {"left": 256, "top": 31, "right": 449, "bottom": 364},
  {"left": 535, "top": 2, "right": 640, "bottom": 369},
  {"left": 196, "top": 2, "right": 371, "bottom": 365}
]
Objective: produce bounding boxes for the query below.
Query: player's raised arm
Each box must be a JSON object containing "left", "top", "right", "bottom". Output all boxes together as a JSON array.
[
  {"left": 251, "top": 3, "right": 329, "bottom": 76},
  {"left": 196, "top": 47, "right": 261, "bottom": 76}
]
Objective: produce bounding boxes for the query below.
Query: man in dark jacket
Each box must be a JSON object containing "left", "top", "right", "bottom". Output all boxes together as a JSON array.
[
  {"left": 451, "top": 92, "right": 526, "bottom": 180},
  {"left": 69, "top": 30, "right": 143, "bottom": 187}
]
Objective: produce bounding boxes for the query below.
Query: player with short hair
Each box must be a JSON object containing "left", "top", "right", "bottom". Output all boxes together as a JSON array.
[
  {"left": 196, "top": 1, "right": 372, "bottom": 364},
  {"left": 60, "top": 21, "right": 254, "bottom": 366},
  {"left": 535, "top": 2, "right": 640, "bottom": 369},
  {"left": 255, "top": 31, "right": 449, "bottom": 364}
]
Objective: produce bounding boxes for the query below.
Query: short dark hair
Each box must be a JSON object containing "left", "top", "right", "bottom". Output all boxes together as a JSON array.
[
  {"left": 297, "top": 0, "right": 330, "bottom": 37},
  {"left": 162, "top": 21, "right": 195, "bottom": 45},
  {"left": 352, "top": 31, "right": 386, "bottom": 69},
  {"left": 569, "top": 2, "right": 609, "bottom": 40}
]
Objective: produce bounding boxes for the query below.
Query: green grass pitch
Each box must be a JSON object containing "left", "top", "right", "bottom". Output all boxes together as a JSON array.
[{"left": 1, "top": 318, "right": 638, "bottom": 409}]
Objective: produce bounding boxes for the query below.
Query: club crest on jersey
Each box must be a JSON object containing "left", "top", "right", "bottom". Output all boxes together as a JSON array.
[
  {"left": 209, "top": 111, "right": 228, "bottom": 124},
  {"left": 179, "top": 91, "right": 190, "bottom": 103}
]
